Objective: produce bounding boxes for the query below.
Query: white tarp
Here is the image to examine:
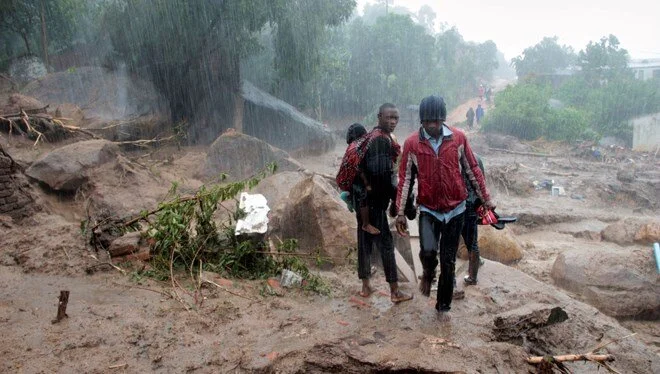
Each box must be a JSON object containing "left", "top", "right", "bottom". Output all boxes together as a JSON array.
[{"left": 234, "top": 192, "right": 270, "bottom": 235}]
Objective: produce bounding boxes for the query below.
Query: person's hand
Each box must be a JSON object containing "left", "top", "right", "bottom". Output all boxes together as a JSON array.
[
  {"left": 484, "top": 200, "right": 496, "bottom": 210},
  {"left": 366, "top": 185, "right": 373, "bottom": 192},
  {"left": 395, "top": 215, "right": 408, "bottom": 237},
  {"left": 388, "top": 200, "right": 397, "bottom": 218}
]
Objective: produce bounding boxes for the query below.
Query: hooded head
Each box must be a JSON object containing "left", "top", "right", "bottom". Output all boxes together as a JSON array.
[{"left": 346, "top": 123, "right": 367, "bottom": 144}]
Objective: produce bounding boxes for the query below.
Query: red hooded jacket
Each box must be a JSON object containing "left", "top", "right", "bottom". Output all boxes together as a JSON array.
[{"left": 396, "top": 126, "right": 491, "bottom": 215}]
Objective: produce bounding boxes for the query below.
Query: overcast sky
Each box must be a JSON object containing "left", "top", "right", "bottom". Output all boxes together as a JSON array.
[{"left": 357, "top": 0, "right": 660, "bottom": 61}]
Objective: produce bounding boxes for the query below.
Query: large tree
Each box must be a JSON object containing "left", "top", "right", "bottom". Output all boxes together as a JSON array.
[
  {"left": 577, "top": 34, "right": 630, "bottom": 86},
  {"left": 511, "top": 36, "right": 575, "bottom": 78},
  {"left": 104, "top": 0, "right": 355, "bottom": 141}
]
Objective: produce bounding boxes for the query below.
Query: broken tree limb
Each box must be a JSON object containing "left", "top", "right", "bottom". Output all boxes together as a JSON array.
[
  {"left": 490, "top": 147, "right": 560, "bottom": 158},
  {"left": 527, "top": 354, "right": 614, "bottom": 364},
  {"left": 59, "top": 123, "right": 101, "bottom": 139},
  {"left": 51, "top": 290, "right": 70, "bottom": 324}
]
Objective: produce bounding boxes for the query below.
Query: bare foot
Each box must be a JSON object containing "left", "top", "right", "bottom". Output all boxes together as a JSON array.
[
  {"left": 452, "top": 290, "right": 465, "bottom": 300},
  {"left": 358, "top": 285, "right": 374, "bottom": 298},
  {"left": 437, "top": 311, "right": 451, "bottom": 322},
  {"left": 391, "top": 290, "right": 413, "bottom": 304},
  {"left": 419, "top": 274, "right": 432, "bottom": 297},
  {"left": 362, "top": 224, "right": 381, "bottom": 235}
]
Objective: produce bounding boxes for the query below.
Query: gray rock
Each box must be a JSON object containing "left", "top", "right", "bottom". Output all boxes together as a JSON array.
[
  {"left": 269, "top": 175, "right": 357, "bottom": 265},
  {"left": 198, "top": 131, "right": 302, "bottom": 181},
  {"left": 108, "top": 231, "right": 143, "bottom": 257},
  {"left": 551, "top": 247, "right": 660, "bottom": 319},
  {"left": 242, "top": 81, "right": 335, "bottom": 153},
  {"left": 26, "top": 140, "right": 119, "bottom": 191},
  {"left": 22, "top": 67, "right": 167, "bottom": 121}
]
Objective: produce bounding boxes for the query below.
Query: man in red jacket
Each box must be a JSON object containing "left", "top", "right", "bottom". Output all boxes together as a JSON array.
[{"left": 395, "top": 95, "right": 494, "bottom": 321}]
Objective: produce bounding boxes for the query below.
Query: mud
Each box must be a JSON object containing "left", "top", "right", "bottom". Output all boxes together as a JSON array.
[{"left": 1, "top": 102, "right": 659, "bottom": 373}]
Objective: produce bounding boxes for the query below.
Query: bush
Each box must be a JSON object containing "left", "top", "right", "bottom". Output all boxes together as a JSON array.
[{"left": 482, "top": 83, "right": 551, "bottom": 140}]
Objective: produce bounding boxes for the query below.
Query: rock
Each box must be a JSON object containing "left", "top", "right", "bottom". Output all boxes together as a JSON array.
[
  {"left": 112, "top": 246, "right": 150, "bottom": 264},
  {"left": 600, "top": 218, "right": 645, "bottom": 246},
  {"left": 26, "top": 140, "right": 119, "bottom": 191},
  {"left": 198, "top": 132, "right": 302, "bottom": 181},
  {"left": 54, "top": 103, "right": 85, "bottom": 124},
  {"left": 22, "top": 67, "right": 167, "bottom": 121},
  {"left": 617, "top": 167, "right": 636, "bottom": 183},
  {"left": 9, "top": 56, "right": 47, "bottom": 85},
  {"left": 551, "top": 247, "right": 660, "bottom": 319},
  {"left": 458, "top": 226, "right": 523, "bottom": 264},
  {"left": 108, "top": 231, "right": 143, "bottom": 257},
  {"left": 241, "top": 81, "right": 335, "bottom": 154},
  {"left": 493, "top": 303, "right": 569, "bottom": 342},
  {"left": 634, "top": 221, "right": 660, "bottom": 245},
  {"left": 1, "top": 94, "right": 45, "bottom": 114},
  {"left": 251, "top": 171, "right": 305, "bottom": 210},
  {"left": 269, "top": 175, "right": 357, "bottom": 265}
]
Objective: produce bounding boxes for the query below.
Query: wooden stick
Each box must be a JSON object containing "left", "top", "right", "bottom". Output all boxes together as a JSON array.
[
  {"left": 52, "top": 290, "right": 70, "bottom": 323},
  {"left": 527, "top": 354, "right": 614, "bottom": 364},
  {"left": 59, "top": 123, "right": 101, "bottom": 139},
  {"left": 201, "top": 278, "right": 260, "bottom": 302},
  {"left": 588, "top": 333, "right": 637, "bottom": 354},
  {"left": 490, "top": 147, "right": 560, "bottom": 157}
]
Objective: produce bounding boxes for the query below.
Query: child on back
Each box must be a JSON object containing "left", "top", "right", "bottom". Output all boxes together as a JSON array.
[{"left": 343, "top": 123, "right": 381, "bottom": 235}]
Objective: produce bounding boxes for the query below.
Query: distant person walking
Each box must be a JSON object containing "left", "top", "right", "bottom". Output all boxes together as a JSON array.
[
  {"left": 476, "top": 104, "right": 484, "bottom": 125},
  {"left": 466, "top": 107, "right": 475, "bottom": 130},
  {"left": 395, "top": 95, "right": 494, "bottom": 321},
  {"left": 485, "top": 86, "right": 492, "bottom": 103},
  {"left": 478, "top": 84, "right": 485, "bottom": 101}
]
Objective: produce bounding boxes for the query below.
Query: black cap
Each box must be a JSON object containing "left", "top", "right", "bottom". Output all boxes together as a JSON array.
[{"left": 419, "top": 95, "right": 447, "bottom": 122}]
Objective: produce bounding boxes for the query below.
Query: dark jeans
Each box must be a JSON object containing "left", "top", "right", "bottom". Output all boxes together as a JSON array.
[
  {"left": 462, "top": 201, "right": 479, "bottom": 255},
  {"left": 418, "top": 211, "right": 465, "bottom": 311},
  {"left": 356, "top": 206, "right": 397, "bottom": 283}
]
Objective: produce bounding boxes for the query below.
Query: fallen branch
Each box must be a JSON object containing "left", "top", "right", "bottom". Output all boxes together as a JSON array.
[
  {"left": 588, "top": 333, "right": 637, "bottom": 354},
  {"left": 527, "top": 354, "right": 614, "bottom": 364},
  {"left": 113, "top": 135, "right": 177, "bottom": 147},
  {"left": 201, "top": 278, "right": 260, "bottom": 302},
  {"left": 59, "top": 123, "right": 101, "bottom": 139},
  {"left": 490, "top": 147, "right": 560, "bottom": 158}
]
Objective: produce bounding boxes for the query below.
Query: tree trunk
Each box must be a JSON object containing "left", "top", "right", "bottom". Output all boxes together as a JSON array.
[
  {"left": 40, "top": 0, "right": 49, "bottom": 68},
  {"left": 21, "top": 32, "right": 31, "bottom": 55},
  {"left": 232, "top": 94, "right": 244, "bottom": 133}
]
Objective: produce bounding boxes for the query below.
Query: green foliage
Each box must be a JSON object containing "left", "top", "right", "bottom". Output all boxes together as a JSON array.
[
  {"left": 145, "top": 163, "right": 329, "bottom": 294},
  {"left": 577, "top": 34, "right": 630, "bottom": 87},
  {"left": 482, "top": 83, "right": 551, "bottom": 140},
  {"left": 511, "top": 36, "right": 576, "bottom": 78},
  {"left": 483, "top": 82, "right": 591, "bottom": 141}
]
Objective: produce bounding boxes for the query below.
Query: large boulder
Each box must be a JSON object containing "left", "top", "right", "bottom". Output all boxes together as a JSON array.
[
  {"left": 269, "top": 175, "right": 356, "bottom": 265},
  {"left": 1, "top": 94, "right": 45, "bottom": 114},
  {"left": 551, "top": 247, "right": 660, "bottom": 319},
  {"left": 241, "top": 81, "right": 335, "bottom": 154},
  {"left": 458, "top": 225, "right": 524, "bottom": 264},
  {"left": 601, "top": 218, "right": 660, "bottom": 246},
  {"left": 198, "top": 131, "right": 302, "bottom": 181},
  {"left": 26, "top": 140, "right": 119, "bottom": 192},
  {"left": 22, "top": 67, "right": 167, "bottom": 121},
  {"left": 251, "top": 171, "right": 306, "bottom": 210}
]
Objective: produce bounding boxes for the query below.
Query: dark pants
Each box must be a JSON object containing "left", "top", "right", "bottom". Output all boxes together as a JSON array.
[
  {"left": 418, "top": 211, "right": 465, "bottom": 311},
  {"left": 357, "top": 206, "right": 397, "bottom": 283},
  {"left": 462, "top": 201, "right": 479, "bottom": 255}
]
